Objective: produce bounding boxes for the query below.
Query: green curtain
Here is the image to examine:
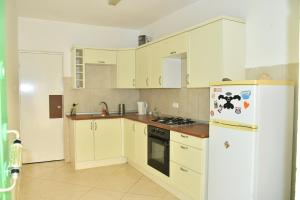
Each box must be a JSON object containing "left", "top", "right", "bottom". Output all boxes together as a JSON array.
[{"left": 0, "top": 0, "right": 11, "bottom": 199}]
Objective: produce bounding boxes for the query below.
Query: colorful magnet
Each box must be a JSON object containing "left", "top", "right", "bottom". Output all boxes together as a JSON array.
[
  {"left": 210, "top": 110, "right": 214, "bottom": 117},
  {"left": 214, "top": 88, "right": 222, "bottom": 93},
  {"left": 235, "top": 107, "right": 241, "bottom": 114},
  {"left": 244, "top": 101, "right": 250, "bottom": 109},
  {"left": 218, "top": 105, "right": 223, "bottom": 113},
  {"left": 240, "top": 91, "right": 251, "bottom": 100},
  {"left": 214, "top": 101, "right": 218, "bottom": 109}
]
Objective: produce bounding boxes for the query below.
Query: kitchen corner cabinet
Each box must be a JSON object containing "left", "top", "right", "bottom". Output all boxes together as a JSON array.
[
  {"left": 72, "top": 48, "right": 85, "bottom": 89},
  {"left": 187, "top": 19, "right": 245, "bottom": 88},
  {"left": 71, "top": 118, "right": 123, "bottom": 169},
  {"left": 84, "top": 48, "right": 117, "bottom": 65},
  {"left": 116, "top": 49, "right": 136, "bottom": 88}
]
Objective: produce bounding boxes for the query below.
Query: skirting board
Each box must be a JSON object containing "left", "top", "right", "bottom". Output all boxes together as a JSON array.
[
  {"left": 75, "top": 157, "right": 127, "bottom": 170},
  {"left": 128, "top": 160, "right": 194, "bottom": 200}
]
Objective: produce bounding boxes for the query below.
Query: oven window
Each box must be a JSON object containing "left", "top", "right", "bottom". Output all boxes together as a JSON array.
[{"left": 151, "top": 140, "right": 165, "bottom": 164}]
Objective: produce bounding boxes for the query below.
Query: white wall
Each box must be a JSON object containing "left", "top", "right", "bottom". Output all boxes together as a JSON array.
[
  {"left": 18, "top": 17, "right": 140, "bottom": 77},
  {"left": 140, "top": 0, "right": 246, "bottom": 39},
  {"left": 246, "top": 0, "right": 299, "bottom": 68}
]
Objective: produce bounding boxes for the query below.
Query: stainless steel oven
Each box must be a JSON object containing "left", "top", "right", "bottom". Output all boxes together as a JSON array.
[{"left": 147, "top": 125, "right": 170, "bottom": 176}]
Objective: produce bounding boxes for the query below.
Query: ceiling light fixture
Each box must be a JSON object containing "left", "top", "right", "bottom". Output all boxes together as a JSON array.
[{"left": 108, "top": 0, "right": 121, "bottom": 6}]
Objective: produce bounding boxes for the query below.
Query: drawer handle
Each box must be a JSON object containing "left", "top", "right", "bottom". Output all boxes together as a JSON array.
[
  {"left": 90, "top": 122, "right": 93, "bottom": 130},
  {"left": 180, "top": 145, "right": 188, "bottom": 150},
  {"left": 98, "top": 61, "right": 105, "bottom": 64},
  {"left": 181, "top": 134, "right": 188, "bottom": 138},
  {"left": 132, "top": 79, "right": 135, "bottom": 87},
  {"left": 186, "top": 74, "right": 190, "bottom": 85},
  {"left": 144, "top": 127, "right": 147, "bottom": 136},
  {"left": 224, "top": 141, "right": 230, "bottom": 149},
  {"left": 170, "top": 51, "right": 177, "bottom": 54},
  {"left": 159, "top": 76, "right": 162, "bottom": 86},
  {"left": 180, "top": 167, "right": 188, "bottom": 172}
]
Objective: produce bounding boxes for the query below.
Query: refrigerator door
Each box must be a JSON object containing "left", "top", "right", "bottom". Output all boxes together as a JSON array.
[
  {"left": 210, "top": 85, "right": 258, "bottom": 127},
  {"left": 208, "top": 123, "right": 256, "bottom": 200}
]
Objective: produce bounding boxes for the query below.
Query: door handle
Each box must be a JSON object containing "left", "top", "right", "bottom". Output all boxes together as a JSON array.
[
  {"left": 180, "top": 167, "right": 188, "bottom": 172},
  {"left": 180, "top": 145, "right": 188, "bottom": 150},
  {"left": 144, "top": 127, "right": 147, "bottom": 136},
  {"left": 159, "top": 76, "right": 162, "bottom": 86},
  {"left": 98, "top": 61, "right": 105, "bottom": 64},
  {"left": 132, "top": 78, "right": 135, "bottom": 87},
  {"left": 94, "top": 122, "right": 97, "bottom": 131},
  {"left": 186, "top": 74, "right": 190, "bottom": 85},
  {"left": 180, "top": 134, "right": 188, "bottom": 138},
  {"left": 170, "top": 51, "right": 177, "bottom": 55},
  {"left": 91, "top": 122, "right": 93, "bottom": 130}
]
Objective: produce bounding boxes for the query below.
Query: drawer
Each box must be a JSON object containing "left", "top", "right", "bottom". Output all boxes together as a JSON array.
[
  {"left": 170, "top": 161, "right": 203, "bottom": 200},
  {"left": 84, "top": 48, "right": 117, "bottom": 65},
  {"left": 170, "top": 131, "right": 204, "bottom": 149},
  {"left": 170, "top": 141, "right": 202, "bottom": 173}
]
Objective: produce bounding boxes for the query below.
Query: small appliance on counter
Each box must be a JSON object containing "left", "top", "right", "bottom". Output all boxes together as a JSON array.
[
  {"left": 118, "top": 104, "right": 125, "bottom": 115},
  {"left": 137, "top": 101, "right": 147, "bottom": 115}
]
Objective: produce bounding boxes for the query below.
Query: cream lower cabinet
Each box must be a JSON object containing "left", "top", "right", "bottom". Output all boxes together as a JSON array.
[
  {"left": 72, "top": 118, "right": 123, "bottom": 169},
  {"left": 170, "top": 131, "right": 208, "bottom": 200},
  {"left": 187, "top": 18, "right": 245, "bottom": 88},
  {"left": 133, "top": 121, "right": 148, "bottom": 168},
  {"left": 123, "top": 119, "right": 135, "bottom": 161}
]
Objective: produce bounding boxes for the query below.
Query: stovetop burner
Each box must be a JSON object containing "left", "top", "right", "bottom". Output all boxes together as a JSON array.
[{"left": 152, "top": 117, "right": 196, "bottom": 126}]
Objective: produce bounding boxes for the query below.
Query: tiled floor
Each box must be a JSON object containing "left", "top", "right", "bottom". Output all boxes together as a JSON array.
[{"left": 19, "top": 161, "right": 179, "bottom": 200}]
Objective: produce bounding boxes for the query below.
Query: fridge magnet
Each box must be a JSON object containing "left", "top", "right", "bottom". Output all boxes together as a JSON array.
[
  {"left": 235, "top": 107, "right": 241, "bottom": 114},
  {"left": 210, "top": 110, "right": 214, "bottom": 117},
  {"left": 241, "top": 91, "right": 251, "bottom": 100},
  {"left": 218, "top": 105, "right": 223, "bottom": 113},
  {"left": 214, "top": 88, "right": 222, "bottom": 93},
  {"left": 214, "top": 101, "right": 218, "bottom": 109},
  {"left": 244, "top": 101, "right": 250, "bottom": 109},
  {"left": 211, "top": 93, "right": 216, "bottom": 99},
  {"left": 218, "top": 94, "right": 241, "bottom": 109}
]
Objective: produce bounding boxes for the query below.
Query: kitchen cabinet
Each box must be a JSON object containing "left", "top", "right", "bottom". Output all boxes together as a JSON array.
[
  {"left": 71, "top": 118, "right": 123, "bottom": 169},
  {"left": 135, "top": 46, "right": 150, "bottom": 88},
  {"left": 170, "top": 131, "right": 208, "bottom": 200},
  {"left": 159, "top": 33, "right": 188, "bottom": 57},
  {"left": 94, "top": 119, "right": 122, "bottom": 160},
  {"left": 187, "top": 18, "right": 245, "bottom": 87},
  {"left": 72, "top": 48, "right": 85, "bottom": 89},
  {"left": 116, "top": 49, "right": 136, "bottom": 88},
  {"left": 74, "top": 120, "right": 94, "bottom": 162},
  {"left": 123, "top": 119, "right": 135, "bottom": 161},
  {"left": 133, "top": 121, "right": 147, "bottom": 168},
  {"left": 84, "top": 48, "right": 117, "bottom": 65}
]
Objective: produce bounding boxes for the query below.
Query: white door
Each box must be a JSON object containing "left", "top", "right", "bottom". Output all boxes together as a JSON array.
[
  {"left": 19, "top": 52, "right": 64, "bottom": 163},
  {"left": 208, "top": 124, "right": 256, "bottom": 200}
]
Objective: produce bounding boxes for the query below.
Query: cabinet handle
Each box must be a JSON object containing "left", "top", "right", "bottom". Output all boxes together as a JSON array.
[
  {"left": 180, "top": 145, "right": 188, "bottom": 150},
  {"left": 94, "top": 122, "right": 97, "bottom": 131},
  {"left": 159, "top": 76, "right": 162, "bottom": 86},
  {"left": 180, "top": 167, "right": 188, "bottom": 172},
  {"left": 144, "top": 127, "right": 147, "bottom": 136},
  {"left": 170, "top": 51, "right": 177, "bottom": 55},
  {"left": 181, "top": 134, "right": 188, "bottom": 138},
  {"left": 98, "top": 61, "right": 105, "bottom": 64},
  {"left": 90, "top": 122, "right": 93, "bottom": 130},
  {"left": 186, "top": 74, "right": 190, "bottom": 85},
  {"left": 132, "top": 124, "right": 135, "bottom": 132},
  {"left": 146, "top": 78, "right": 149, "bottom": 86},
  {"left": 132, "top": 79, "right": 135, "bottom": 87}
]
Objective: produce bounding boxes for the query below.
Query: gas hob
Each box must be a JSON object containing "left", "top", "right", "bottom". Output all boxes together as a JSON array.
[{"left": 152, "top": 117, "right": 196, "bottom": 126}]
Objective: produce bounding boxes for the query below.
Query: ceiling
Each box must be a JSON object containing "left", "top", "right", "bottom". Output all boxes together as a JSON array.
[{"left": 17, "top": 0, "right": 201, "bottom": 29}]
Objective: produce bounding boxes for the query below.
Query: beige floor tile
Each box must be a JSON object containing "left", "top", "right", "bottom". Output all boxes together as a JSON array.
[
  {"left": 79, "top": 188, "right": 125, "bottom": 200},
  {"left": 121, "top": 194, "right": 161, "bottom": 200},
  {"left": 162, "top": 193, "right": 180, "bottom": 200},
  {"left": 128, "top": 176, "right": 168, "bottom": 197}
]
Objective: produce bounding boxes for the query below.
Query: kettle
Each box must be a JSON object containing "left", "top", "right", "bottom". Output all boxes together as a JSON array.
[{"left": 137, "top": 101, "right": 148, "bottom": 115}]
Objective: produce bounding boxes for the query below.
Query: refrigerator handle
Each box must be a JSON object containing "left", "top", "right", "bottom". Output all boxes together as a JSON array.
[{"left": 0, "top": 130, "right": 22, "bottom": 193}]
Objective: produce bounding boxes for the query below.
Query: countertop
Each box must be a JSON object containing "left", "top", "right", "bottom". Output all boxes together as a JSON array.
[{"left": 66, "top": 113, "right": 209, "bottom": 138}]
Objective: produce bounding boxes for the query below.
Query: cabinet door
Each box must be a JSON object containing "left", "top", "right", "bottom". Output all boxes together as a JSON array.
[
  {"left": 117, "top": 50, "right": 136, "bottom": 88},
  {"left": 161, "top": 33, "right": 188, "bottom": 57},
  {"left": 135, "top": 47, "right": 149, "bottom": 88},
  {"left": 94, "top": 119, "right": 122, "bottom": 160},
  {"left": 124, "top": 119, "right": 135, "bottom": 161},
  {"left": 187, "top": 21, "right": 222, "bottom": 88},
  {"left": 74, "top": 120, "right": 94, "bottom": 162},
  {"left": 171, "top": 162, "right": 203, "bottom": 200},
  {"left": 133, "top": 122, "right": 147, "bottom": 167},
  {"left": 84, "top": 48, "right": 117, "bottom": 65},
  {"left": 149, "top": 42, "right": 162, "bottom": 88}
]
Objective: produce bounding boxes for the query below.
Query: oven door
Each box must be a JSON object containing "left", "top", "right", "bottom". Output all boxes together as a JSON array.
[{"left": 148, "top": 135, "right": 169, "bottom": 176}]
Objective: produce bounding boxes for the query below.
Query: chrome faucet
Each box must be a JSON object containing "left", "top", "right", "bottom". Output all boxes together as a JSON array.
[{"left": 99, "top": 101, "right": 109, "bottom": 116}]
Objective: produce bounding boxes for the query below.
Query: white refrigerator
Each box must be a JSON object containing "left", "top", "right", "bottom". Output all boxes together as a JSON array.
[{"left": 208, "top": 80, "right": 294, "bottom": 200}]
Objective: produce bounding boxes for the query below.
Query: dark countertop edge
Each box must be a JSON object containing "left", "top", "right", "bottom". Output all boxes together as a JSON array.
[{"left": 66, "top": 113, "right": 209, "bottom": 138}]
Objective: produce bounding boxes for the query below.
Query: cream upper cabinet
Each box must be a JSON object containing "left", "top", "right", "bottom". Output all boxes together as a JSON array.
[
  {"left": 94, "top": 119, "right": 122, "bottom": 160},
  {"left": 84, "top": 48, "right": 117, "bottom": 65},
  {"left": 74, "top": 120, "right": 94, "bottom": 162},
  {"left": 116, "top": 49, "right": 136, "bottom": 88},
  {"left": 160, "top": 33, "right": 188, "bottom": 57},
  {"left": 135, "top": 46, "right": 150, "bottom": 88},
  {"left": 187, "top": 19, "right": 245, "bottom": 88},
  {"left": 149, "top": 42, "right": 162, "bottom": 88},
  {"left": 72, "top": 48, "right": 85, "bottom": 89},
  {"left": 123, "top": 119, "right": 135, "bottom": 161},
  {"left": 133, "top": 122, "right": 147, "bottom": 168}
]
